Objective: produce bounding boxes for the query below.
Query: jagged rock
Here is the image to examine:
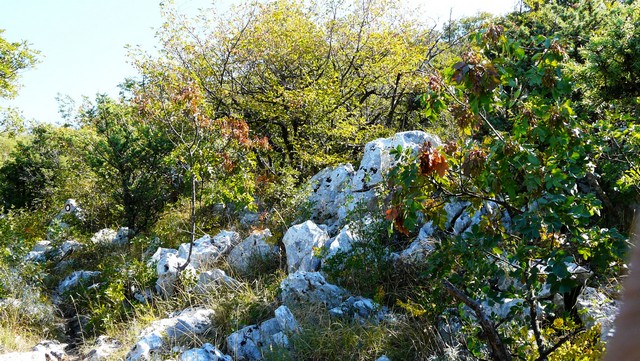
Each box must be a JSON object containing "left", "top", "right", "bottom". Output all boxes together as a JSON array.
[
  {"left": 240, "top": 211, "right": 261, "bottom": 229},
  {"left": 57, "top": 270, "right": 101, "bottom": 295},
  {"left": 91, "top": 227, "right": 132, "bottom": 246},
  {"left": 195, "top": 269, "right": 241, "bottom": 292},
  {"left": 126, "top": 308, "right": 215, "bottom": 361},
  {"left": 395, "top": 223, "right": 437, "bottom": 266},
  {"left": 150, "top": 247, "right": 178, "bottom": 265},
  {"left": 180, "top": 343, "right": 232, "bottom": 361},
  {"left": 307, "top": 164, "right": 355, "bottom": 231},
  {"left": 177, "top": 231, "right": 241, "bottom": 269},
  {"left": 24, "top": 240, "right": 53, "bottom": 262},
  {"left": 0, "top": 340, "right": 67, "bottom": 361},
  {"left": 85, "top": 336, "right": 122, "bottom": 360},
  {"left": 324, "top": 224, "right": 359, "bottom": 261},
  {"left": 329, "top": 296, "right": 390, "bottom": 324},
  {"left": 226, "top": 306, "right": 298, "bottom": 361},
  {"left": 282, "top": 221, "right": 329, "bottom": 273},
  {"left": 228, "top": 229, "right": 279, "bottom": 275},
  {"left": 59, "top": 199, "right": 83, "bottom": 219},
  {"left": 280, "top": 271, "right": 347, "bottom": 309},
  {"left": 576, "top": 287, "right": 619, "bottom": 341},
  {"left": 155, "top": 252, "right": 194, "bottom": 296}
]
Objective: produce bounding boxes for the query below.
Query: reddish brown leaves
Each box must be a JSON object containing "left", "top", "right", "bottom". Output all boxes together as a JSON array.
[
  {"left": 419, "top": 142, "right": 448, "bottom": 177},
  {"left": 385, "top": 206, "right": 409, "bottom": 236}
]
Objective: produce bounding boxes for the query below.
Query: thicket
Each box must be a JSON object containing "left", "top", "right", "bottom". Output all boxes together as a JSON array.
[{"left": 0, "top": 0, "right": 638, "bottom": 359}]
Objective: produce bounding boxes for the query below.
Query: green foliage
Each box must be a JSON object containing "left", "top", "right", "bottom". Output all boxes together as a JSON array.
[
  {"left": 0, "top": 29, "right": 38, "bottom": 99},
  {"left": 80, "top": 94, "right": 175, "bottom": 232}
]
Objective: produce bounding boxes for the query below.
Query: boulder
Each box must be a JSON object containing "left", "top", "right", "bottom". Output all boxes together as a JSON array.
[
  {"left": 576, "top": 287, "right": 619, "bottom": 341},
  {"left": 177, "top": 231, "right": 241, "bottom": 269},
  {"left": 226, "top": 305, "right": 298, "bottom": 361},
  {"left": 24, "top": 241, "right": 53, "bottom": 262},
  {"left": 329, "top": 296, "right": 390, "bottom": 324},
  {"left": 324, "top": 224, "right": 359, "bottom": 261},
  {"left": 155, "top": 252, "right": 194, "bottom": 296},
  {"left": 85, "top": 336, "right": 122, "bottom": 361},
  {"left": 228, "top": 229, "right": 279, "bottom": 275},
  {"left": 282, "top": 221, "right": 329, "bottom": 274},
  {"left": 57, "top": 270, "right": 101, "bottom": 295},
  {"left": 0, "top": 340, "right": 67, "bottom": 361},
  {"left": 394, "top": 222, "right": 437, "bottom": 266},
  {"left": 180, "top": 343, "right": 232, "bottom": 361},
  {"left": 280, "top": 271, "right": 347, "bottom": 309},
  {"left": 307, "top": 164, "right": 355, "bottom": 231},
  {"left": 126, "top": 308, "right": 215, "bottom": 361},
  {"left": 195, "top": 269, "right": 241, "bottom": 292}
]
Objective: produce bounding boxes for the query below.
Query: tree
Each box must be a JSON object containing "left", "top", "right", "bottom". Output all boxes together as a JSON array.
[
  {"left": 0, "top": 29, "right": 38, "bottom": 99},
  {"left": 386, "top": 5, "right": 630, "bottom": 359},
  {"left": 80, "top": 94, "right": 175, "bottom": 232},
  {"left": 132, "top": 0, "right": 438, "bottom": 179}
]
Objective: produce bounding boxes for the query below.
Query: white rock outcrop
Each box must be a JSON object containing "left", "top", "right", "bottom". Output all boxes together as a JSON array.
[
  {"left": 226, "top": 305, "right": 299, "bottom": 361},
  {"left": 195, "top": 269, "right": 241, "bottom": 292},
  {"left": 126, "top": 308, "right": 215, "bottom": 361},
  {"left": 177, "top": 231, "right": 241, "bottom": 269},
  {"left": 179, "top": 343, "right": 232, "bottom": 361},
  {"left": 576, "top": 287, "right": 619, "bottom": 341},
  {"left": 282, "top": 221, "right": 329, "bottom": 274},
  {"left": 57, "top": 270, "right": 101, "bottom": 295},
  {"left": 155, "top": 252, "right": 194, "bottom": 296},
  {"left": 228, "top": 229, "right": 279, "bottom": 275},
  {"left": 280, "top": 271, "right": 347, "bottom": 309},
  {"left": 85, "top": 336, "right": 122, "bottom": 361},
  {"left": 0, "top": 340, "right": 67, "bottom": 361}
]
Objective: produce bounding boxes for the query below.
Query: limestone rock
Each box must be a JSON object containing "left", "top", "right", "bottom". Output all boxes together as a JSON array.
[
  {"left": 177, "top": 231, "right": 240, "bottom": 269},
  {"left": 228, "top": 229, "right": 279, "bottom": 275},
  {"left": 226, "top": 306, "right": 298, "bottom": 361},
  {"left": 307, "top": 164, "right": 355, "bottom": 231},
  {"left": 280, "top": 271, "right": 347, "bottom": 309},
  {"left": 195, "top": 269, "right": 241, "bottom": 292},
  {"left": 180, "top": 343, "right": 232, "bottom": 361},
  {"left": 0, "top": 340, "right": 67, "bottom": 361},
  {"left": 576, "top": 287, "right": 619, "bottom": 341},
  {"left": 155, "top": 252, "right": 194, "bottom": 296},
  {"left": 324, "top": 225, "right": 359, "bottom": 261},
  {"left": 57, "top": 270, "right": 101, "bottom": 295},
  {"left": 126, "top": 308, "right": 215, "bottom": 361},
  {"left": 85, "top": 336, "right": 122, "bottom": 361},
  {"left": 24, "top": 240, "right": 53, "bottom": 262},
  {"left": 329, "top": 296, "right": 390, "bottom": 324},
  {"left": 282, "top": 221, "right": 329, "bottom": 274}
]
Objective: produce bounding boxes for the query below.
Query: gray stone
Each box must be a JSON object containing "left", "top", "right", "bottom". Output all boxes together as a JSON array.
[
  {"left": 280, "top": 271, "right": 347, "bottom": 309},
  {"left": 91, "top": 228, "right": 118, "bottom": 245},
  {"left": 126, "top": 308, "right": 215, "bottom": 361},
  {"left": 155, "top": 252, "right": 194, "bottom": 296},
  {"left": 180, "top": 343, "right": 232, "bottom": 361},
  {"left": 576, "top": 287, "right": 619, "bottom": 341},
  {"left": 226, "top": 306, "right": 298, "bottom": 361},
  {"left": 282, "top": 221, "right": 329, "bottom": 274},
  {"left": 228, "top": 229, "right": 279, "bottom": 275},
  {"left": 57, "top": 270, "right": 101, "bottom": 295},
  {"left": 307, "top": 164, "right": 355, "bottom": 231},
  {"left": 329, "top": 296, "right": 390, "bottom": 324},
  {"left": 85, "top": 336, "right": 122, "bottom": 361},
  {"left": 177, "top": 231, "right": 241, "bottom": 269},
  {"left": 0, "top": 340, "right": 67, "bottom": 361},
  {"left": 195, "top": 269, "right": 241, "bottom": 292}
]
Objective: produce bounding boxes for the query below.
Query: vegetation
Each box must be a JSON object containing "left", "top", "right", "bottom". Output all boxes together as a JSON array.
[{"left": 0, "top": 0, "right": 638, "bottom": 359}]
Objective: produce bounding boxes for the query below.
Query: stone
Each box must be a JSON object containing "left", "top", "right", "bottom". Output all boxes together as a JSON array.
[
  {"left": 24, "top": 240, "right": 53, "bottom": 262},
  {"left": 85, "top": 336, "right": 122, "bottom": 361},
  {"left": 324, "top": 224, "right": 359, "bottom": 261},
  {"left": 195, "top": 269, "right": 241, "bottom": 292},
  {"left": 177, "top": 231, "right": 241, "bottom": 269},
  {"left": 280, "top": 271, "right": 347, "bottom": 309},
  {"left": 226, "top": 306, "right": 298, "bottom": 361},
  {"left": 114, "top": 227, "right": 133, "bottom": 246},
  {"left": 180, "top": 343, "right": 231, "bottom": 361},
  {"left": 228, "top": 229, "right": 279, "bottom": 275},
  {"left": 576, "top": 287, "right": 619, "bottom": 341},
  {"left": 60, "top": 240, "right": 84, "bottom": 255},
  {"left": 329, "top": 296, "right": 390, "bottom": 324},
  {"left": 155, "top": 252, "right": 194, "bottom": 296},
  {"left": 91, "top": 228, "right": 118, "bottom": 244},
  {"left": 307, "top": 164, "right": 355, "bottom": 231},
  {"left": 57, "top": 270, "right": 101, "bottom": 295},
  {"left": 395, "top": 224, "right": 437, "bottom": 266},
  {"left": 376, "top": 356, "right": 391, "bottom": 361},
  {"left": 282, "top": 221, "right": 329, "bottom": 274},
  {"left": 126, "top": 308, "right": 215, "bottom": 361},
  {"left": 0, "top": 340, "right": 67, "bottom": 361},
  {"left": 149, "top": 247, "right": 178, "bottom": 265}
]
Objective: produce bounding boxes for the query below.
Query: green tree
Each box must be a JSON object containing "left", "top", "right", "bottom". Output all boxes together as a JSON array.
[
  {"left": 0, "top": 29, "right": 38, "bottom": 99},
  {"left": 80, "top": 94, "right": 175, "bottom": 232}
]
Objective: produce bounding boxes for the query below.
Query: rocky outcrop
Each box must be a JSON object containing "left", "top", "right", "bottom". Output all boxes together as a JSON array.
[
  {"left": 576, "top": 287, "right": 619, "bottom": 341},
  {"left": 280, "top": 271, "right": 347, "bottom": 309},
  {"left": 0, "top": 340, "right": 67, "bottom": 361},
  {"left": 179, "top": 343, "right": 232, "bottom": 361},
  {"left": 85, "top": 336, "right": 122, "bottom": 361},
  {"left": 91, "top": 227, "right": 133, "bottom": 246},
  {"left": 228, "top": 229, "right": 279, "bottom": 275},
  {"left": 282, "top": 221, "right": 328, "bottom": 274},
  {"left": 226, "top": 305, "right": 299, "bottom": 361},
  {"left": 126, "top": 308, "right": 215, "bottom": 361},
  {"left": 177, "top": 231, "right": 240, "bottom": 269}
]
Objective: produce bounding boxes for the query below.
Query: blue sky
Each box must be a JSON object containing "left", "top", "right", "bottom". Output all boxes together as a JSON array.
[{"left": 0, "top": 0, "right": 518, "bottom": 124}]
